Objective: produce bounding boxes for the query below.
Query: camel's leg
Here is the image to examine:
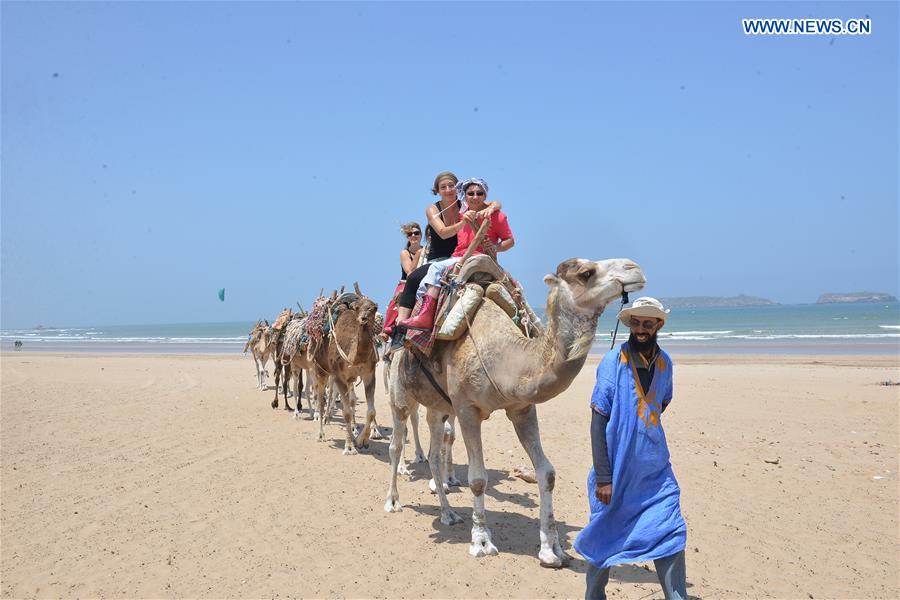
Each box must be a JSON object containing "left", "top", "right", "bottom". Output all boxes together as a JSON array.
[
  {"left": 370, "top": 415, "right": 385, "bottom": 440},
  {"left": 323, "top": 380, "right": 335, "bottom": 424},
  {"left": 426, "top": 408, "right": 463, "bottom": 526},
  {"left": 271, "top": 364, "right": 281, "bottom": 409},
  {"left": 507, "top": 406, "right": 571, "bottom": 568},
  {"left": 292, "top": 367, "right": 303, "bottom": 416},
  {"left": 252, "top": 352, "right": 262, "bottom": 389},
  {"left": 305, "top": 368, "right": 316, "bottom": 420},
  {"left": 410, "top": 406, "right": 426, "bottom": 463},
  {"left": 384, "top": 401, "right": 409, "bottom": 513},
  {"left": 281, "top": 364, "right": 293, "bottom": 411},
  {"left": 445, "top": 416, "right": 461, "bottom": 486},
  {"left": 336, "top": 378, "right": 358, "bottom": 455},
  {"left": 457, "top": 408, "right": 498, "bottom": 558},
  {"left": 314, "top": 374, "right": 327, "bottom": 441},
  {"left": 429, "top": 415, "right": 460, "bottom": 493},
  {"left": 354, "top": 374, "right": 378, "bottom": 449}
]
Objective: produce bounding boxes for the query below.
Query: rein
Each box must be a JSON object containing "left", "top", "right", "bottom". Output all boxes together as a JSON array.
[{"left": 609, "top": 291, "right": 630, "bottom": 349}]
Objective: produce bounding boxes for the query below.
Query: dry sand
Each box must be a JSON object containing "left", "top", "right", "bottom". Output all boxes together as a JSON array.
[{"left": 1, "top": 352, "right": 897, "bottom": 599}]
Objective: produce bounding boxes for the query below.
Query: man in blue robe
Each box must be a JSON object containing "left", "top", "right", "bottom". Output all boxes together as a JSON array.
[{"left": 574, "top": 297, "right": 687, "bottom": 600}]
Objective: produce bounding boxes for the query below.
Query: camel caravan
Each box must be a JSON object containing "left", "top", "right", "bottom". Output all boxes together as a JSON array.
[{"left": 242, "top": 174, "right": 646, "bottom": 568}]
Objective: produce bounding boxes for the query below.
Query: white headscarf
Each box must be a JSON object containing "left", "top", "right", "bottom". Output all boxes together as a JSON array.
[{"left": 455, "top": 177, "right": 489, "bottom": 213}]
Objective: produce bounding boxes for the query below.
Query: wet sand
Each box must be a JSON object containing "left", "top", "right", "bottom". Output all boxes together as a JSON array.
[{"left": 1, "top": 352, "right": 897, "bottom": 598}]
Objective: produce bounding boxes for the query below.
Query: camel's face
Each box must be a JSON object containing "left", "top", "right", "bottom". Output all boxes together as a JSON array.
[
  {"left": 353, "top": 297, "right": 378, "bottom": 329},
  {"left": 546, "top": 258, "right": 645, "bottom": 315}
]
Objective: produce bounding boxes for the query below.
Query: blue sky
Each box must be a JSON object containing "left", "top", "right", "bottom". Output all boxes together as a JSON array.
[{"left": 2, "top": 1, "right": 897, "bottom": 328}]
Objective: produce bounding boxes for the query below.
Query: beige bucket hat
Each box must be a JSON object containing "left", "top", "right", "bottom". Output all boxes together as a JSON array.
[{"left": 618, "top": 296, "right": 670, "bottom": 326}]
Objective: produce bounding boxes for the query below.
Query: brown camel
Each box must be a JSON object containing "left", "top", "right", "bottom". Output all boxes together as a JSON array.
[
  {"left": 311, "top": 284, "right": 382, "bottom": 454},
  {"left": 384, "top": 257, "right": 645, "bottom": 567},
  {"left": 244, "top": 320, "right": 273, "bottom": 390},
  {"left": 279, "top": 314, "right": 316, "bottom": 418}
]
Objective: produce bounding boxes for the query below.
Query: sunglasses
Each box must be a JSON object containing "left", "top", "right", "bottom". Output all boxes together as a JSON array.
[
  {"left": 465, "top": 191, "right": 486, "bottom": 197},
  {"left": 629, "top": 318, "right": 659, "bottom": 330},
  {"left": 407, "top": 231, "right": 421, "bottom": 237}
]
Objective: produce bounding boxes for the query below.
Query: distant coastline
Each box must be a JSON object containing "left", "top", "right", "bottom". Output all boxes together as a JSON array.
[
  {"left": 817, "top": 292, "right": 898, "bottom": 304},
  {"left": 659, "top": 294, "right": 777, "bottom": 308}
]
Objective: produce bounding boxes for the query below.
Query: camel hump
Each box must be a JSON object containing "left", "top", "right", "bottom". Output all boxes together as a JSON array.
[{"left": 334, "top": 292, "right": 359, "bottom": 307}]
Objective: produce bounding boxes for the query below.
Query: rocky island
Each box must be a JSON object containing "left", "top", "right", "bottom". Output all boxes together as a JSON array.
[
  {"left": 817, "top": 292, "right": 898, "bottom": 304},
  {"left": 659, "top": 294, "right": 778, "bottom": 309}
]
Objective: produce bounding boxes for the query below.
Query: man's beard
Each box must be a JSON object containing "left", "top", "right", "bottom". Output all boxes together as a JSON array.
[{"left": 628, "top": 331, "right": 658, "bottom": 354}]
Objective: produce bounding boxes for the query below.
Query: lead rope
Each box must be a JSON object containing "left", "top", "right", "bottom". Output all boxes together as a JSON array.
[
  {"left": 327, "top": 308, "right": 354, "bottom": 364},
  {"left": 609, "top": 291, "right": 630, "bottom": 350}
]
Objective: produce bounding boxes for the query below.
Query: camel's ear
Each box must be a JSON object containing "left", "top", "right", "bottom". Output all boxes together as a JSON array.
[
  {"left": 354, "top": 282, "right": 362, "bottom": 296},
  {"left": 543, "top": 273, "right": 559, "bottom": 286}
]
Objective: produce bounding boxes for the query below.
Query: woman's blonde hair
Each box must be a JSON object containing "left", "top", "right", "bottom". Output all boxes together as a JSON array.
[
  {"left": 431, "top": 171, "right": 458, "bottom": 196},
  {"left": 400, "top": 222, "right": 421, "bottom": 236}
]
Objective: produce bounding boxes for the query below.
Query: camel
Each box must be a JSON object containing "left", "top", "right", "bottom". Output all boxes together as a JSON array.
[
  {"left": 279, "top": 315, "right": 316, "bottom": 418},
  {"left": 243, "top": 320, "right": 273, "bottom": 390},
  {"left": 384, "top": 257, "right": 645, "bottom": 567},
  {"left": 271, "top": 310, "right": 299, "bottom": 411},
  {"left": 311, "top": 284, "right": 383, "bottom": 454}
]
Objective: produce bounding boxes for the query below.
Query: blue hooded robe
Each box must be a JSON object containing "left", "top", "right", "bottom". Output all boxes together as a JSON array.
[{"left": 574, "top": 343, "right": 687, "bottom": 569}]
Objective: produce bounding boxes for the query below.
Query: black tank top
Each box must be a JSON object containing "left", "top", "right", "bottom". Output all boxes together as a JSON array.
[
  {"left": 426, "top": 200, "right": 460, "bottom": 261},
  {"left": 400, "top": 248, "right": 414, "bottom": 280}
]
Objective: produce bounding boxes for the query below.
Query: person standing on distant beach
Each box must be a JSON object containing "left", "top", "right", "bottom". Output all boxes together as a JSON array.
[{"left": 574, "top": 297, "right": 688, "bottom": 600}]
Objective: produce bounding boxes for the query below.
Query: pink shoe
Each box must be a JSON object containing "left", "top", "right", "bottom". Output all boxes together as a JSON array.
[{"left": 399, "top": 295, "right": 437, "bottom": 331}]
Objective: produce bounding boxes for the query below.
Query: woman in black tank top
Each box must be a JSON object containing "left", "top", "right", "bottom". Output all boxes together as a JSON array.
[
  {"left": 382, "top": 222, "right": 423, "bottom": 337},
  {"left": 399, "top": 222, "right": 423, "bottom": 280}
]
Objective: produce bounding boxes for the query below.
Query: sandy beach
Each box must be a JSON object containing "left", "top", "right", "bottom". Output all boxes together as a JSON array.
[{"left": 1, "top": 352, "right": 897, "bottom": 599}]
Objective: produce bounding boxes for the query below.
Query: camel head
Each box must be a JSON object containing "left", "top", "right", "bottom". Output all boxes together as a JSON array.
[
  {"left": 350, "top": 295, "right": 378, "bottom": 330},
  {"left": 544, "top": 258, "right": 645, "bottom": 317}
]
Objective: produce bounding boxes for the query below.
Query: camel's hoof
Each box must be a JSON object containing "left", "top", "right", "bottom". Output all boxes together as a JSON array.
[
  {"left": 469, "top": 540, "right": 499, "bottom": 557},
  {"left": 441, "top": 510, "right": 464, "bottom": 526},
  {"left": 397, "top": 463, "right": 412, "bottom": 476},
  {"left": 271, "top": 400, "right": 278, "bottom": 409},
  {"left": 538, "top": 548, "right": 565, "bottom": 568},
  {"left": 343, "top": 446, "right": 358, "bottom": 456},
  {"left": 414, "top": 452, "right": 427, "bottom": 464},
  {"left": 384, "top": 498, "right": 402, "bottom": 513},
  {"left": 370, "top": 428, "right": 385, "bottom": 441},
  {"left": 447, "top": 476, "right": 462, "bottom": 487},
  {"left": 429, "top": 478, "right": 450, "bottom": 494},
  {"left": 317, "top": 434, "right": 325, "bottom": 442}
]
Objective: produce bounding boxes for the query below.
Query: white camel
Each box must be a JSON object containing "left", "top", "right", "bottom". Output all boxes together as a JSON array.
[{"left": 384, "top": 257, "right": 645, "bottom": 567}]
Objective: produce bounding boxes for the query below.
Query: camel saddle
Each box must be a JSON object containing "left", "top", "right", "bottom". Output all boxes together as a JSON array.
[
  {"left": 272, "top": 308, "right": 292, "bottom": 331},
  {"left": 455, "top": 254, "right": 504, "bottom": 285},
  {"left": 405, "top": 256, "right": 541, "bottom": 357}
]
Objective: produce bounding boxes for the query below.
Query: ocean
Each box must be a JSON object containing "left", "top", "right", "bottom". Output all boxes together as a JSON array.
[{"left": 2, "top": 302, "right": 898, "bottom": 356}]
